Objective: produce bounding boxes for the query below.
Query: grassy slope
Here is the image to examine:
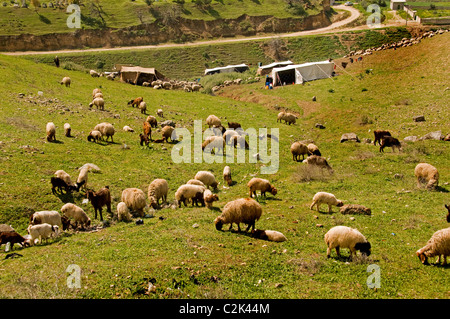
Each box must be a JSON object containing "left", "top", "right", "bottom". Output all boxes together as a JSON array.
[
  {"left": 0, "top": 32, "right": 449, "bottom": 299},
  {"left": 0, "top": 0, "right": 322, "bottom": 36}
]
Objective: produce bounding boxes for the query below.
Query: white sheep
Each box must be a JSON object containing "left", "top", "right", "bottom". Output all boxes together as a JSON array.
[
  {"left": 310, "top": 192, "right": 343, "bottom": 213},
  {"left": 139, "top": 101, "right": 147, "bottom": 114},
  {"left": 146, "top": 115, "right": 158, "bottom": 128},
  {"left": 123, "top": 125, "right": 134, "bottom": 132},
  {"left": 416, "top": 227, "right": 450, "bottom": 265},
  {"left": 148, "top": 178, "right": 169, "bottom": 209},
  {"left": 206, "top": 114, "right": 221, "bottom": 128},
  {"left": 214, "top": 198, "right": 262, "bottom": 232},
  {"left": 307, "top": 143, "right": 321, "bottom": 156},
  {"left": 277, "top": 111, "right": 296, "bottom": 125},
  {"left": 87, "top": 130, "right": 102, "bottom": 143},
  {"left": 290, "top": 142, "right": 308, "bottom": 161},
  {"left": 78, "top": 163, "right": 101, "bottom": 173},
  {"left": 29, "top": 210, "right": 63, "bottom": 229},
  {"left": 93, "top": 92, "right": 103, "bottom": 99},
  {"left": 194, "top": 171, "right": 218, "bottom": 190},
  {"left": 61, "top": 203, "right": 91, "bottom": 229},
  {"left": 186, "top": 179, "right": 206, "bottom": 187},
  {"left": 27, "top": 223, "right": 60, "bottom": 246},
  {"left": 89, "top": 97, "right": 105, "bottom": 110},
  {"left": 203, "top": 189, "right": 219, "bottom": 209},
  {"left": 64, "top": 123, "right": 71, "bottom": 137},
  {"left": 324, "top": 225, "right": 371, "bottom": 260},
  {"left": 76, "top": 167, "right": 89, "bottom": 191},
  {"left": 94, "top": 122, "right": 115, "bottom": 143},
  {"left": 60, "top": 77, "right": 71, "bottom": 87},
  {"left": 54, "top": 170, "right": 75, "bottom": 187},
  {"left": 156, "top": 109, "right": 164, "bottom": 117},
  {"left": 252, "top": 229, "right": 287, "bottom": 242},
  {"left": 121, "top": 188, "right": 147, "bottom": 217},
  {"left": 92, "top": 88, "right": 102, "bottom": 98},
  {"left": 247, "top": 177, "right": 277, "bottom": 198},
  {"left": 202, "top": 135, "right": 225, "bottom": 153},
  {"left": 223, "top": 166, "right": 232, "bottom": 186},
  {"left": 46, "top": 122, "right": 56, "bottom": 142},
  {"left": 90, "top": 70, "right": 100, "bottom": 77},
  {"left": 117, "top": 202, "right": 132, "bottom": 222},
  {"left": 414, "top": 163, "right": 439, "bottom": 190},
  {"left": 175, "top": 184, "right": 206, "bottom": 208}
]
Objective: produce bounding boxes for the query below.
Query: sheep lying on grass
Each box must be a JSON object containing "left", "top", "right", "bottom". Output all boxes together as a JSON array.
[
  {"left": 27, "top": 223, "right": 60, "bottom": 246},
  {"left": 303, "top": 155, "right": 333, "bottom": 173},
  {"left": 214, "top": 198, "right": 262, "bottom": 232},
  {"left": 310, "top": 192, "right": 343, "bottom": 213},
  {"left": 252, "top": 229, "right": 287, "bottom": 242},
  {"left": 415, "top": 163, "right": 439, "bottom": 190},
  {"left": 247, "top": 177, "right": 277, "bottom": 198},
  {"left": 148, "top": 179, "right": 169, "bottom": 209},
  {"left": 416, "top": 227, "right": 450, "bottom": 265},
  {"left": 324, "top": 225, "right": 371, "bottom": 260}
]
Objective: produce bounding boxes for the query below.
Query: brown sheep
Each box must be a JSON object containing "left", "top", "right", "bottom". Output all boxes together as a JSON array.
[
  {"left": 86, "top": 186, "right": 112, "bottom": 221},
  {"left": 228, "top": 122, "right": 242, "bottom": 129},
  {"left": 128, "top": 97, "right": 143, "bottom": 108},
  {"left": 143, "top": 121, "right": 152, "bottom": 141},
  {"left": 0, "top": 231, "right": 30, "bottom": 250},
  {"left": 373, "top": 130, "right": 391, "bottom": 146},
  {"left": 247, "top": 177, "right": 277, "bottom": 198},
  {"left": 380, "top": 136, "right": 401, "bottom": 153}
]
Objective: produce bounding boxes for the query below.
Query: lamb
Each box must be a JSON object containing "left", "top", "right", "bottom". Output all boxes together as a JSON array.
[
  {"left": 0, "top": 231, "right": 30, "bottom": 250},
  {"left": 117, "top": 202, "right": 132, "bottom": 222},
  {"left": 202, "top": 136, "right": 225, "bottom": 153},
  {"left": 373, "top": 130, "right": 391, "bottom": 146},
  {"left": 161, "top": 125, "right": 176, "bottom": 142},
  {"left": 93, "top": 122, "right": 115, "bottom": 143},
  {"left": 303, "top": 155, "right": 334, "bottom": 173},
  {"left": 194, "top": 171, "right": 218, "bottom": 190},
  {"left": 89, "top": 97, "right": 105, "bottom": 111},
  {"left": 247, "top": 177, "right": 277, "bottom": 198},
  {"left": 156, "top": 109, "right": 164, "bottom": 117},
  {"left": 416, "top": 227, "right": 450, "bottom": 265},
  {"left": 87, "top": 130, "right": 102, "bottom": 143},
  {"left": 175, "top": 184, "right": 206, "bottom": 208},
  {"left": 223, "top": 166, "right": 232, "bottom": 186},
  {"left": 228, "top": 122, "right": 242, "bottom": 129},
  {"left": 379, "top": 136, "right": 401, "bottom": 153},
  {"left": 60, "top": 77, "right": 71, "bottom": 87},
  {"left": 307, "top": 143, "right": 321, "bottom": 156},
  {"left": 86, "top": 186, "right": 112, "bottom": 221},
  {"left": 214, "top": 198, "right": 262, "bottom": 232},
  {"left": 128, "top": 97, "right": 143, "bottom": 108},
  {"left": 121, "top": 188, "right": 147, "bottom": 217},
  {"left": 252, "top": 229, "right": 287, "bottom": 242},
  {"left": 27, "top": 223, "right": 60, "bottom": 246},
  {"left": 310, "top": 192, "right": 343, "bottom": 213},
  {"left": 206, "top": 115, "right": 221, "bottom": 128},
  {"left": 139, "top": 101, "right": 147, "bottom": 114},
  {"left": 203, "top": 189, "right": 219, "bottom": 209},
  {"left": 30, "top": 210, "right": 63, "bottom": 229},
  {"left": 46, "top": 122, "right": 56, "bottom": 142},
  {"left": 415, "top": 163, "right": 439, "bottom": 190},
  {"left": 64, "top": 123, "right": 71, "bottom": 137},
  {"left": 324, "top": 225, "right": 371, "bottom": 260},
  {"left": 290, "top": 142, "right": 308, "bottom": 161},
  {"left": 148, "top": 178, "right": 169, "bottom": 209},
  {"left": 146, "top": 115, "right": 158, "bottom": 128},
  {"left": 61, "top": 203, "right": 91, "bottom": 229}
]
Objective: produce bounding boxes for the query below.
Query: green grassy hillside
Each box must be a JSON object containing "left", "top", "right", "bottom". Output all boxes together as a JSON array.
[{"left": 0, "top": 32, "right": 448, "bottom": 299}]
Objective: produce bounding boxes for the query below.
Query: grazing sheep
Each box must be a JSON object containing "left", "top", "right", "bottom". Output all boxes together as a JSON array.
[
  {"left": 206, "top": 115, "right": 221, "bottom": 128},
  {"left": 27, "top": 223, "right": 60, "bottom": 246},
  {"left": 143, "top": 121, "right": 152, "bottom": 141},
  {"left": 228, "top": 122, "right": 242, "bottom": 129},
  {"left": 175, "top": 184, "right": 206, "bottom": 208},
  {"left": 30, "top": 210, "right": 63, "bottom": 229},
  {"left": 87, "top": 130, "right": 102, "bottom": 143},
  {"left": 64, "top": 123, "right": 71, "bottom": 137},
  {"left": 307, "top": 143, "right": 321, "bottom": 156},
  {"left": 187, "top": 179, "right": 206, "bottom": 187},
  {"left": 146, "top": 115, "right": 158, "bottom": 128},
  {"left": 310, "top": 192, "right": 343, "bottom": 213},
  {"left": 128, "top": 97, "right": 143, "bottom": 108},
  {"left": 195, "top": 171, "right": 218, "bottom": 190},
  {"left": 415, "top": 163, "right": 439, "bottom": 190},
  {"left": 139, "top": 101, "right": 147, "bottom": 114},
  {"left": 276, "top": 111, "right": 286, "bottom": 123},
  {"left": 86, "top": 186, "right": 112, "bottom": 221},
  {"left": 89, "top": 97, "right": 105, "bottom": 110},
  {"left": 139, "top": 133, "right": 150, "bottom": 147},
  {"left": 324, "top": 225, "right": 371, "bottom": 260},
  {"left": 121, "top": 188, "right": 147, "bottom": 217},
  {"left": 50, "top": 176, "right": 79, "bottom": 194},
  {"left": 156, "top": 109, "right": 164, "bottom": 117},
  {"left": 204, "top": 189, "right": 219, "bottom": 209},
  {"left": 93, "top": 122, "right": 115, "bottom": 143},
  {"left": 92, "top": 88, "right": 102, "bottom": 98},
  {"left": 231, "top": 135, "right": 249, "bottom": 150},
  {"left": 380, "top": 136, "right": 401, "bottom": 153},
  {"left": 416, "top": 227, "right": 450, "bottom": 265},
  {"left": 303, "top": 155, "right": 334, "bottom": 173},
  {"left": 247, "top": 177, "right": 277, "bottom": 198},
  {"left": 223, "top": 130, "right": 239, "bottom": 144},
  {"left": 76, "top": 167, "right": 89, "bottom": 191},
  {"left": 252, "top": 229, "right": 287, "bottom": 242},
  {"left": 290, "top": 142, "right": 308, "bottom": 161},
  {"left": 93, "top": 92, "right": 103, "bottom": 99},
  {"left": 54, "top": 170, "right": 75, "bottom": 188},
  {"left": 446, "top": 204, "right": 450, "bottom": 223},
  {"left": 60, "top": 77, "right": 71, "bottom": 87},
  {"left": 78, "top": 163, "right": 101, "bottom": 173},
  {"left": 0, "top": 231, "right": 30, "bottom": 250},
  {"left": 61, "top": 203, "right": 91, "bottom": 229},
  {"left": 277, "top": 112, "right": 297, "bottom": 125},
  {"left": 148, "top": 178, "right": 169, "bottom": 209},
  {"left": 223, "top": 166, "right": 232, "bottom": 186},
  {"left": 214, "top": 198, "right": 262, "bottom": 232},
  {"left": 202, "top": 135, "right": 225, "bottom": 153},
  {"left": 373, "top": 130, "right": 391, "bottom": 146},
  {"left": 117, "top": 202, "right": 132, "bottom": 222},
  {"left": 46, "top": 122, "right": 56, "bottom": 142},
  {"left": 161, "top": 125, "right": 176, "bottom": 142}
]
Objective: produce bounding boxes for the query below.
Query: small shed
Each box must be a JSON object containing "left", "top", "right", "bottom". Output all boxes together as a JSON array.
[
  {"left": 204, "top": 64, "right": 249, "bottom": 76},
  {"left": 119, "top": 66, "right": 165, "bottom": 85},
  {"left": 257, "top": 61, "right": 294, "bottom": 76},
  {"left": 390, "top": 0, "right": 406, "bottom": 10}
]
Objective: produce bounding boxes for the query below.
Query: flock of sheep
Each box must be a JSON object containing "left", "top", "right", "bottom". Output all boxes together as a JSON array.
[{"left": 1, "top": 73, "right": 449, "bottom": 271}]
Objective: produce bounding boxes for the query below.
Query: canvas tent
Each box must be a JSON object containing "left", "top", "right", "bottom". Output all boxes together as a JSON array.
[
  {"left": 204, "top": 64, "right": 249, "bottom": 76},
  {"left": 120, "top": 66, "right": 165, "bottom": 85},
  {"left": 257, "top": 60, "right": 294, "bottom": 76},
  {"left": 271, "top": 61, "right": 335, "bottom": 86}
]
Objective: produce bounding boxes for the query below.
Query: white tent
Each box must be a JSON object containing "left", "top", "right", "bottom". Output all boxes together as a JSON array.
[
  {"left": 204, "top": 64, "right": 249, "bottom": 76},
  {"left": 271, "top": 61, "right": 335, "bottom": 86},
  {"left": 257, "top": 60, "right": 294, "bottom": 75}
]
